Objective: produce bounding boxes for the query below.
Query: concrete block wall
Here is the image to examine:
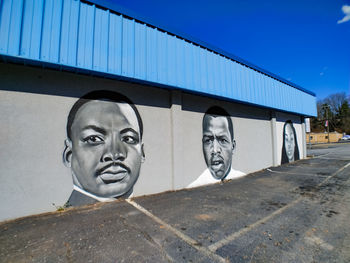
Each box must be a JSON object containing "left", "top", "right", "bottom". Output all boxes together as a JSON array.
[{"left": 0, "top": 63, "right": 306, "bottom": 221}]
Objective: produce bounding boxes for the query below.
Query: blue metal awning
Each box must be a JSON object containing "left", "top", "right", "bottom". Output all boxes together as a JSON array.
[{"left": 0, "top": 0, "right": 317, "bottom": 116}]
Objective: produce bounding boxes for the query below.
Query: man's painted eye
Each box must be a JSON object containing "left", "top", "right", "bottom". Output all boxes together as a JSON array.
[
  {"left": 83, "top": 135, "right": 104, "bottom": 144},
  {"left": 122, "top": 136, "right": 138, "bottom": 144},
  {"left": 220, "top": 138, "right": 228, "bottom": 144},
  {"left": 203, "top": 137, "right": 212, "bottom": 144}
]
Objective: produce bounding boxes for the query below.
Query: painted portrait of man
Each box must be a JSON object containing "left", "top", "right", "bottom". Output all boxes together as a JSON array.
[
  {"left": 63, "top": 90, "right": 145, "bottom": 206},
  {"left": 187, "top": 106, "right": 245, "bottom": 188}
]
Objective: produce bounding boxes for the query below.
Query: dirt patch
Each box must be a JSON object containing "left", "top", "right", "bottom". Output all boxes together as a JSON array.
[{"left": 195, "top": 214, "right": 215, "bottom": 221}]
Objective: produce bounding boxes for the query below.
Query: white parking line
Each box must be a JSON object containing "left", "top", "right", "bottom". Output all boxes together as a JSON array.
[
  {"left": 317, "top": 162, "right": 350, "bottom": 187},
  {"left": 288, "top": 166, "right": 338, "bottom": 169},
  {"left": 310, "top": 153, "right": 331, "bottom": 158},
  {"left": 208, "top": 161, "right": 350, "bottom": 252},
  {"left": 317, "top": 157, "right": 350, "bottom": 161},
  {"left": 208, "top": 198, "right": 302, "bottom": 252},
  {"left": 127, "top": 161, "right": 350, "bottom": 258},
  {"left": 266, "top": 169, "right": 324, "bottom": 176},
  {"left": 126, "top": 199, "right": 228, "bottom": 263}
]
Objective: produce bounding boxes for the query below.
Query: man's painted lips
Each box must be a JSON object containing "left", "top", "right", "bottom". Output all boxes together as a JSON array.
[
  {"left": 98, "top": 163, "right": 130, "bottom": 184},
  {"left": 210, "top": 157, "right": 224, "bottom": 171}
]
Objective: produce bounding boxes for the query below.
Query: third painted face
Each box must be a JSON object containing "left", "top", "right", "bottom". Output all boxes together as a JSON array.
[
  {"left": 68, "top": 100, "right": 144, "bottom": 198},
  {"left": 284, "top": 123, "right": 295, "bottom": 162},
  {"left": 202, "top": 115, "right": 234, "bottom": 179}
]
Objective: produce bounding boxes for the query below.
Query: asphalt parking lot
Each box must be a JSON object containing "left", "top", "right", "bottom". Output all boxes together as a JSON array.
[{"left": 1, "top": 143, "right": 350, "bottom": 263}]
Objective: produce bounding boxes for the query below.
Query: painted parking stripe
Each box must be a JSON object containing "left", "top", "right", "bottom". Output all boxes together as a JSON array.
[
  {"left": 208, "top": 161, "right": 350, "bottom": 252},
  {"left": 316, "top": 162, "right": 350, "bottom": 187},
  {"left": 317, "top": 157, "right": 350, "bottom": 161},
  {"left": 208, "top": 198, "right": 302, "bottom": 252},
  {"left": 126, "top": 199, "right": 229, "bottom": 263},
  {"left": 266, "top": 168, "right": 326, "bottom": 176}
]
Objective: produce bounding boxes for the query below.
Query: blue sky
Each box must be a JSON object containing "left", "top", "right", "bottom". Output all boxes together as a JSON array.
[{"left": 104, "top": 0, "right": 350, "bottom": 100}]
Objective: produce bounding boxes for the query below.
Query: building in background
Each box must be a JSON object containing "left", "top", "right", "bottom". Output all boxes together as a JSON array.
[
  {"left": 307, "top": 132, "right": 343, "bottom": 144},
  {"left": 0, "top": 0, "right": 316, "bottom": 221}
]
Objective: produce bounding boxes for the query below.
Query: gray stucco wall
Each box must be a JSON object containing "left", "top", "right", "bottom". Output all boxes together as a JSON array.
[{"left": 0, "top": 63, "right": 306, "bottom": 221}]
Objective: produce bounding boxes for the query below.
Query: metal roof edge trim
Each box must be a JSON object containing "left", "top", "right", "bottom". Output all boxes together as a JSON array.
[
  {"left": 0, "top": 55, "right": 317, "bottom": 117},
  {"left": 84, "top": 0, "right": 316, "bottom": 97}
]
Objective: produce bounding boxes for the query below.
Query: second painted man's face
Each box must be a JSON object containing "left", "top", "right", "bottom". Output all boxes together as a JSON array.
[
  {"left": 66, "top": 100, "right": 144, "bottom": 198},
  {"left": 202, "top": 115, "right": 234, "bottom": 179}
]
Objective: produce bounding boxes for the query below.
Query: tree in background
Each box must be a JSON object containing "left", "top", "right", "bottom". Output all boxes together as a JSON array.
[
  {"left": 324, "top": 93, "right": 348, "bottom": 114},
  {"left": 311, "top": 92, "right": 350, "bottom": 134},
  {"left": 338, "top": 100, "right": 350, "bottom": 134}
]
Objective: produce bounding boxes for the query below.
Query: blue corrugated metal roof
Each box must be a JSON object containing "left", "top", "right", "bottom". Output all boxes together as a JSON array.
[
  {"left": 0, "top": 0, "right": 317, "bottom": 116},
  {"left": 86, "top": 0, "right": 315, "bottom": 97}
]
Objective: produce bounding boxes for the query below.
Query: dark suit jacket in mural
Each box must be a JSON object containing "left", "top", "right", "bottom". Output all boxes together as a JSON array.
[
  {"left": 67, "top": 185, "right": 133, "bottom": 207},
  {"left": 67, "top": 189, "right": 98, "bottom": 207}
]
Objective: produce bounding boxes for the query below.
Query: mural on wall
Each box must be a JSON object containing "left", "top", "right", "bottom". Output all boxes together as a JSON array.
[
  {"left": 63, "top": 90, "right": 145, "bottom": 206},
  {"left": 187, "top": 106, "right": 245, "bottom": 188},
  {"left": 281, "top": 120, "right": 300, "bottom": 164}
]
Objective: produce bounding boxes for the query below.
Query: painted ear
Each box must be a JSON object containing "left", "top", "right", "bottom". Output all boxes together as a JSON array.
[
  {"left": 63, "top": 139, "right": 73, "bottom": 168},
  {"left": 141, "top": 143, "right": 146, "bottom": 163},
  {"left": 231, "top": 140, "right": 236, "bottom": 155}
]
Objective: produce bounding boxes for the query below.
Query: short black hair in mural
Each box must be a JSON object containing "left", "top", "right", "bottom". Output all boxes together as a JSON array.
[
  {"left": 63, "top": 90, "right": 145, "bottom": 206},
  {"left": 66, "top": 90, "right": 143, "bottom": 141},
  {"left": 202, "top": 106, "right": 236, "bottom": 180},
  {"left": 203, "top": 106, "right": 234, "bottom": 141},
  {"left": 281, "top": 120, "right": 300, "bottom": 164}
]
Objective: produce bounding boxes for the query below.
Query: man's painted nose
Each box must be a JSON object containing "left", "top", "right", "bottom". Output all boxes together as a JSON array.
[
  {"left": 102, "top": 140, "right": 127, "bottom": 162},
  {"left": 211, "top": 139, "right": 221, "bottom": 153}
]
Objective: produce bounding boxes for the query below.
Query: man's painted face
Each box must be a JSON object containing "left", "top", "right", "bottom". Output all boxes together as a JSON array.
[
  {"left": 202, "top": 115, "right": 234, "bottom": 179},
  {"left": 67, "top": 100, "right": 144, "bottom": 198},
  {"left": 284, "top": 123, "right": 295, "bottom": 162}
]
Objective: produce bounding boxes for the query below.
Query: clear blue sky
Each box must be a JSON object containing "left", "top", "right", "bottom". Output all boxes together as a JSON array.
[{"left": 105, "top": 0, "right": 350, "bottom": 100}]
